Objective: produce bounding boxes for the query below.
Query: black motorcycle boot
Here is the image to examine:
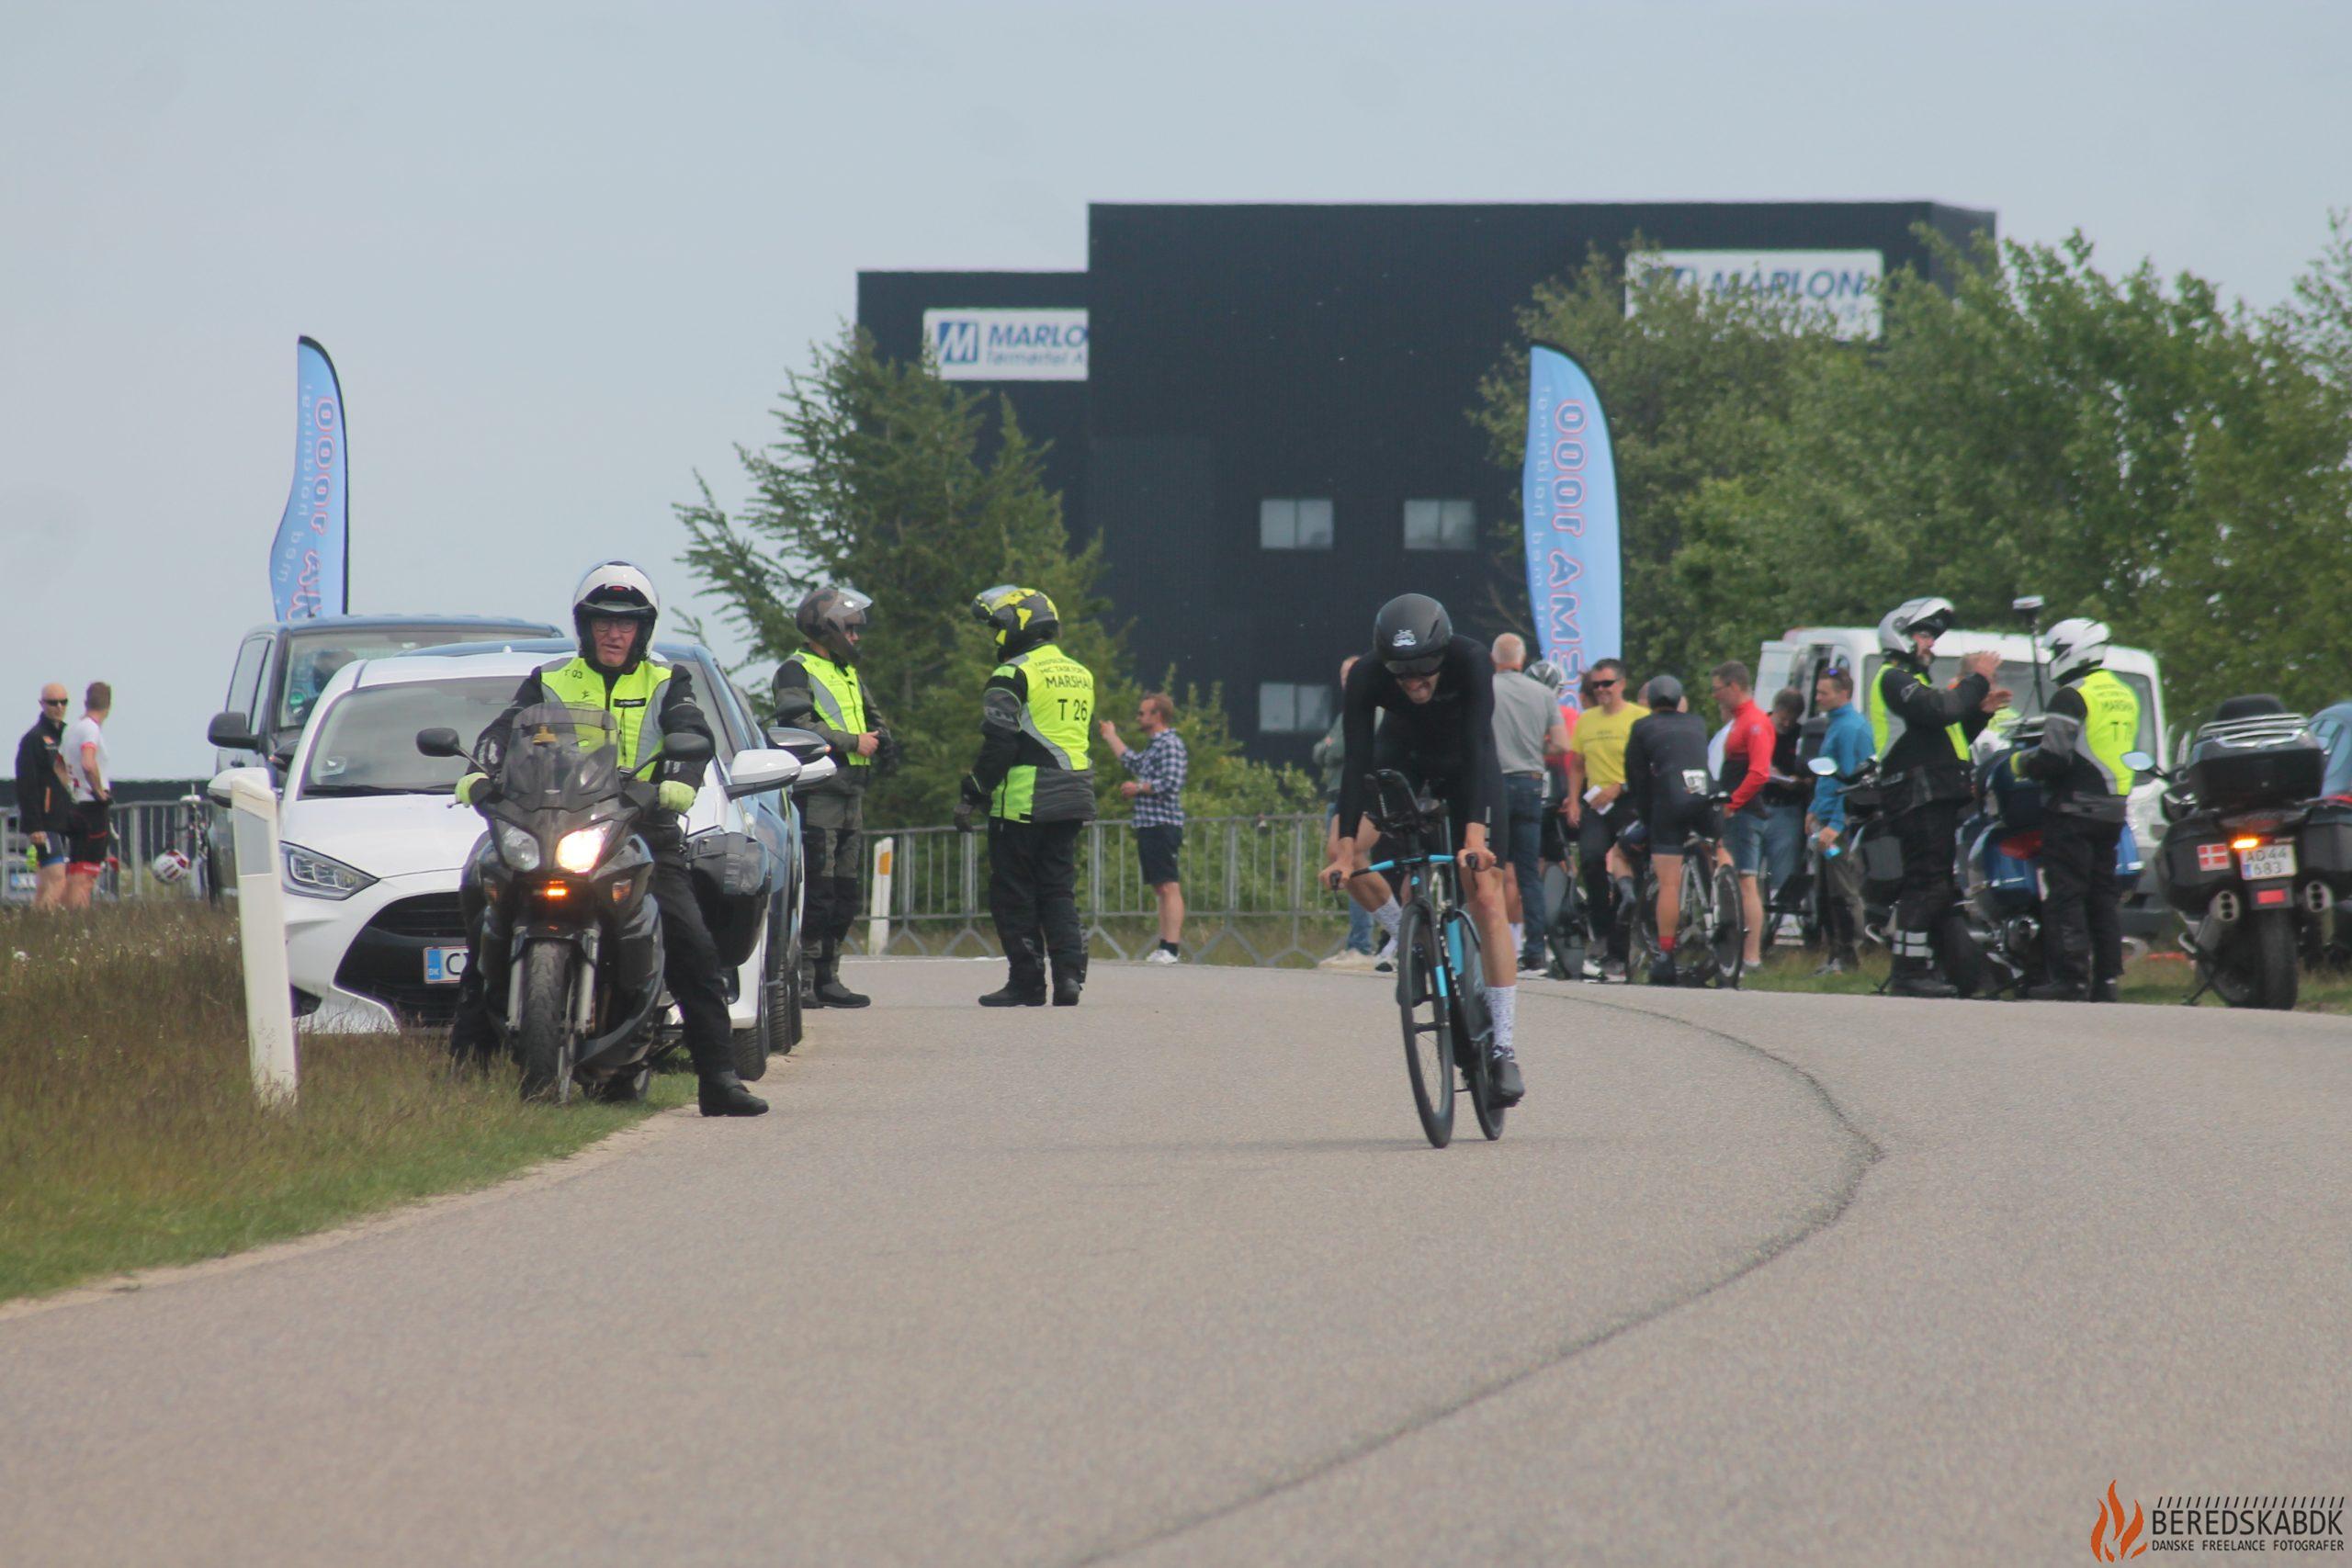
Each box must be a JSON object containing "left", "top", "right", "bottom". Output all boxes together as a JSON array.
[
  {"left": 797, "top": 951, "right": 821, "bottom": 1009},
  {"left": 811, "top": 942, "right": 870, "bottom": 1009},
  {"left": 1889, "top": 960, "right": 1959, "bottom": 999},
  {"left": 698, "top": 1070, "right": 769, "bottom": 1117},
  {"left": 2025, "top": 978, "right": 2088, "bottom": 1001},
  {"left": 979, "top": 977, "right": 1046, "bottom": 1007},
  {"left": 1052, "top": 971, "right": 1083, "bottom": 1007}
]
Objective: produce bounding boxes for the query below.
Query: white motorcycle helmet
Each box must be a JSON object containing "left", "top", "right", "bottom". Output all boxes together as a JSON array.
[
  {"left": 1876, "top": 595, "right": 1957, "bottom": 666},
  {"left": 571, "top": 560, "right": 662, "bottom": 667},
  {"left": 2044, "top": 616, "right": 2110, "bottom": 686},
  {"left": 151, "top": 848, "right": 192, "bottom": 886}
]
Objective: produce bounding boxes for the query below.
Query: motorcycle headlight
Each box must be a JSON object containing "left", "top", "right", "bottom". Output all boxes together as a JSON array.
[
  {"left": 281, "top": 842, "right": 377, "bottom": 900},
  {"left": 496, "top": 823, "right": 542, "bottom": 871},
  {"left": 556, "top": 823, "right": 614, "bottom": 875}
]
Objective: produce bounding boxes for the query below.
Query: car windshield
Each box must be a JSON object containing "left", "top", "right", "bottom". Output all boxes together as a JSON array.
[
  {"left": 278, "top": 626, "right": 544, "bottom": 729},
  {"left": 300, "top": 678, "right": 523, "bottom": 797}
]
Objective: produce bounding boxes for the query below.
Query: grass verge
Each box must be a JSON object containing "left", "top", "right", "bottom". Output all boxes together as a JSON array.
[
  {"left": 0, "top": 903, "right": 685, "bottom": 1304},
  {"left": 1739, "top": 943, "right": 2352, "bottom": 1012}
]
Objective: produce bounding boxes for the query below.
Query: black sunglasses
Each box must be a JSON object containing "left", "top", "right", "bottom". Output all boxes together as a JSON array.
[
  {"left": 1589, "top": 677, "right": 1620, "bottom": 689},
  {"left": 40, "top": 697, "right": 67, "bottom": 706}
]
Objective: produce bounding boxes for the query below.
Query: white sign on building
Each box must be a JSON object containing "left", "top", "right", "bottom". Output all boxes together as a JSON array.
[
  {"left": 1625, "top": 250, "right": 1886, "bottom": 340},
  {"left": 921, "top": 308, "right": 1090, "bottom": 381}
]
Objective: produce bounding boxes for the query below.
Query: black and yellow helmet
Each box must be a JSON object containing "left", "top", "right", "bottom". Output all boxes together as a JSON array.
[{"left": 970, "top": 583, "right": 1059, "bottom": 656}]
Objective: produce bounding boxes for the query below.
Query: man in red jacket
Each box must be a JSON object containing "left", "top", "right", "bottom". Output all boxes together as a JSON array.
[{"left": 1711, "top": 660, "right": 1776, "bottom": 971}]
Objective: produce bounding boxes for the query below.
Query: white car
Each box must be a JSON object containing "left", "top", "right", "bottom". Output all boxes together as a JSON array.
[{"left": 254, "top": 649, "right": 815, "bottom": 1045}]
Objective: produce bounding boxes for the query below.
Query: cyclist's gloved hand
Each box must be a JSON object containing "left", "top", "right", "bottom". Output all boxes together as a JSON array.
[{"left": 657, "top": 780, "right": 696, "bottom": 814}]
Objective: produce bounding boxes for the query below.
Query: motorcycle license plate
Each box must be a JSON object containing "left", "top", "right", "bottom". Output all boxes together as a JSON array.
[
  {"left": 2240, "top": 843, "right": 2297, "bottom": 881},
  {"left": 423, "top": 945, "right": 469, "bottom": 985}
]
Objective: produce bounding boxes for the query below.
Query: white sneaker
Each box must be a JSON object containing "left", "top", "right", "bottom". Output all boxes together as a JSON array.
[
  {"left": 1580, "top": 957, "right": 1604, "bottom": 981},
  {"left": 1318, "top": 948, "right": 1376, "bottom": 971},
  {"left": 1143, "top": 948, "right": 1180, "bottom": 965}
]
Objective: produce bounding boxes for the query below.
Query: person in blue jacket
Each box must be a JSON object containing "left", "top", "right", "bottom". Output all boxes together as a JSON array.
[{"left": 1805, "top": 667, "right": 1875, "bottom": 975}]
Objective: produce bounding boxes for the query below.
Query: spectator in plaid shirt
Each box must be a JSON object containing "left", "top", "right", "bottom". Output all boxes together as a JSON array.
[{"left": 1099, "top": 693, "right": 1188, "bottom": 964}]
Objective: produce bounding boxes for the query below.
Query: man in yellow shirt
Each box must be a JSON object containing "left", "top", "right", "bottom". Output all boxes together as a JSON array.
[{"left": 1562, "top": 659, "right": 1647, "bottom": 980}]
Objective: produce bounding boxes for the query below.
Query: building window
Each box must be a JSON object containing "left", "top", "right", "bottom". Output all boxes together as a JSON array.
[
  {"left": 1259, "top": 682, "right": 1334, "bottom": 735},
  {"left": 1403, "top": 499, "right": 1477, "bottom": 552},
  {"left": 1260, "top": 498, "right": 1334, "bottom": 550}
]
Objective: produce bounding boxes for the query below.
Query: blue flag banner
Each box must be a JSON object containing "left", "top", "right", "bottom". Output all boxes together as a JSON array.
[
  {"left": 267, "top": 336, "right": 348, "bottom": 621},
  {"left": 1521, "top": 344, "right": 1621, "bottom": 710}
]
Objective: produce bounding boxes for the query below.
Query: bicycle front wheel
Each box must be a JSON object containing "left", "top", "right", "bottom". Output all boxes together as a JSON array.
[
  {"left": 1710, "top": 861, "right": 1747, "bottom": 987},
  {"left": 1444, "top": 908, "right": 1505, "bottom": 1140},
  {"left": 1396, "top": 901, "right": 1454, "bottom": 1147}
]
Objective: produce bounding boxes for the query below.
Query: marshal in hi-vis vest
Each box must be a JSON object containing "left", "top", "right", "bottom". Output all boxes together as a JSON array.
[
  {"left": 1869, "top": 663, "right": 1968, "bottom": 763},
  {"left": 536, "top": 656, "right": 675, "bottom": 774},
  {"left": 2074, "top": 668, "right": 2141, "bottom": 799},
  {"left": 786, "top": 649, "right": 869, "bottom": 767},
  {"left": 991, "top": 643, "right": 1094, "bottom": 822}
]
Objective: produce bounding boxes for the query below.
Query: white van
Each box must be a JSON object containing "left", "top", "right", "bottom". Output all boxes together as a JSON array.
[{"left": 1759, "top": 626, "right": 2172, "bottom": 922}]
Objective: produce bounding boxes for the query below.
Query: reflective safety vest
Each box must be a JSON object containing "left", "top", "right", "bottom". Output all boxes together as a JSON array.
[
  {"left": 2075, "top": 668, "right": 2141, "bottom": 798},
  {"left": 991, "top": 642, "right": 1094, "bottom": 821},
  {"left": 1869, "top": 664, "right": 1967, "bottom": 763},
  {"left": 786, "top": 649, "right": 869, "bottom": 767},
  {"left": 536, "top": 655, "right": 674, "bottom": 774}
]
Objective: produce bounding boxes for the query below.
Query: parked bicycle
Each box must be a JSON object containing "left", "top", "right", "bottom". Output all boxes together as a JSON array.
[{"left": 1621, "top": 793, "right": 1746, "bottom": 987}]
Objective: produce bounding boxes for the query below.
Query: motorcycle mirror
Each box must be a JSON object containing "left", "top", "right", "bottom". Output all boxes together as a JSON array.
[
  {"left": 663, "top": 731, "right": 714, "bottom": 764},
  {"left": 1807, "top": 756, "right": 1840, "bottom": 776},
  {"left": 415, "top": 727, "right": 463, "bottom": 759},
  {"left": 2122, "top": 750, "right": 2155, "bottom": 773},
  {"left": 2011, "top": 594, "right": 2045, "bottom": 616}
]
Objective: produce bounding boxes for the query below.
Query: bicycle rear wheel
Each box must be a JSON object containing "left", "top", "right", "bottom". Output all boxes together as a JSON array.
[
  {"left": 1445, "top": 908, "right": 1505, "bottom": 1140},
  {"left": 1396, "top": 901, "right": 1454, "bottom": 1147},
  {"left": 1710, "top": 861, "right": 1747, "bottom": 987}
]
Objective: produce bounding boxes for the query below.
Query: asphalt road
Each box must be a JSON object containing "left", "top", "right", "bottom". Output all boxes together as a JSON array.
[{"left": 5, "top": 961, "right": 2347, "bottom": 1566}]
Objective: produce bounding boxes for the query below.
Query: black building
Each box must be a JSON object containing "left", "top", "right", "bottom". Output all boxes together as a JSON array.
[{"left": 860, "top": 201, "right": 1994, "bottom": 765}]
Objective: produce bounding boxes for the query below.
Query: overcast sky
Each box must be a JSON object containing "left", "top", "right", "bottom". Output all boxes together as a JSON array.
[{"left": 5, "top": 0, "right": 2346, "bottom": 777}]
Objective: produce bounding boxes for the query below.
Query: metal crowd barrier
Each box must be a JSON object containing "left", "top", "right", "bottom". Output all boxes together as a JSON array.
[
  {"left": 2, "top": 799, "right": 212, "bottom": 904},
  {"left": 850, "top": 813, "right": 1356, "bottom": 966}
]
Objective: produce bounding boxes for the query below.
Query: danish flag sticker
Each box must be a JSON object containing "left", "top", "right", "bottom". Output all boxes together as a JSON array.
[{"left": 2197, "top": 843, "right": 2233, "bottom": 872}]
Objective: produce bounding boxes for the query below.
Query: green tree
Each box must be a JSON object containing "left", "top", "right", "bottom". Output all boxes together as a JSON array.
[{"left": 676, "top": 330, "right": 1315, "bottom": 825}]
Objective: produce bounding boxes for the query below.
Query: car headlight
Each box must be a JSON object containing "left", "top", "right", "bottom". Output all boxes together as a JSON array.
[
  {"left": 497, "top": 824, "right": 542, "bottom": 871},
  {"left": 281, "top": 842, "right": 377, "bottom": 900},
  {"left": 556, "top": 823, "right": 614, "bottom": 875}
]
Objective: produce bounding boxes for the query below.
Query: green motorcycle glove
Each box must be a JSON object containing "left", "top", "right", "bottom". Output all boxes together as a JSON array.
[
  {"left": 455, "top": 772, "right": 489, "bottom": 806},
  {"left": 658, "top": 780, "right": 696, "bottom": 814}
]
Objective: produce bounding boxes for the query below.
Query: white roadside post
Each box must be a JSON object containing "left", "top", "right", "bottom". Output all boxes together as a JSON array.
[
  {"left": 866, "top": 836, "right": 894, "bottom": 956},
  {"left": 224, "top": 771, "right": 299, "bottom": 1106}
]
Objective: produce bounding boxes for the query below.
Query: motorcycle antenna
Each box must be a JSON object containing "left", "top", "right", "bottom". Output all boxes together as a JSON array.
[{"left": 2012, "top": 594, "right": 2047, "bottom": 713}]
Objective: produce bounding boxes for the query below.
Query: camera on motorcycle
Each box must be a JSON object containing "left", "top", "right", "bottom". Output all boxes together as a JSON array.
[
  {"left": 1807, "top": 756, "right": 1840, "bottom": 776},
  {"left": 2122, "top": 750, "right": 2156, "bottom": 773},
  {"left": 663, "top": 731, "right": 714, "bottom": 765},
  {"left": 415, "top": 727, "right": 463, "bottom": 759}
]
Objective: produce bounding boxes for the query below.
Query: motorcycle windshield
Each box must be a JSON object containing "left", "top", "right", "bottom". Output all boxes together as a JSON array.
[{"left": 493, "top": 704, "right": 623, "bottom": 811}]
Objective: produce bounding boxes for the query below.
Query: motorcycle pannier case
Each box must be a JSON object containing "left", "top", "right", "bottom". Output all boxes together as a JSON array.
[
  {"left": 2186, "top": 716, "right": 2324, "bottom": 814},
  {"left": 687, "top": 831, "right": 772, "bottom": 968},
  {"left": 2159, "top": 823, "right": 2233, "bottom": 910},
  {"left": 2301, "top": 805, "right": 2352, "bottom": 892}
]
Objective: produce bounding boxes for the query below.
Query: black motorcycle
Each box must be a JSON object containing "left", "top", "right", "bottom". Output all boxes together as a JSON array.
[
  {"left": 418, "top": 705, "right": 801, "bottom": 1102},
  {"left": 1806, "top": 753, "right": 1983, "bottom": 996},
  {"left": 2143, "top": 704, "right": 2346, "bottom": 1010}
]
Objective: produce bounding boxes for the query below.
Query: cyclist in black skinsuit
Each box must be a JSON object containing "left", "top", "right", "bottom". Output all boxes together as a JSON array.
[
  {"left": 1616, "top": 675, "right": 1717, "bottom": 987},
  {"left": 1320, "top": 594, "right": 1524, "bottom": 1106}
]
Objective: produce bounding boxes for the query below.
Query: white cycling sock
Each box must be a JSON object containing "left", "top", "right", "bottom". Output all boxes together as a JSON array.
[
  {"left": 1372, "top": 897, "right": 1403, "bottom": 938},
  {"left": 1488, "top": 985, "right": 1517, "bottom": 1057}
]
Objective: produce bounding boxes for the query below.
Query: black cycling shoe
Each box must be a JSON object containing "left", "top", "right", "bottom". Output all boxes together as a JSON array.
[
  {"left": 1489, "top": 1053, "right": 1525, "bottom": 1105},
  {"left": 697, "top": 1072, "right": 769, "bottom": 1117},
  {"left": 1051, "top": 974, "right": 1083, "bottom": 1008},
  {"left": 2024, "top": 980, "right": 2087, "bottom": 1002},
  {"left": 979, "top": 982, "right": 1046, "bottom": 1008},
  {"left": 1647, "top": 953, "right": 1679, "bottom": 987},
  {"left": 812, "top": 976, "right": 871, "bottom": 1009},
  {"left": 1890, "top": 968, "right": 1959, "bottom": 999}
]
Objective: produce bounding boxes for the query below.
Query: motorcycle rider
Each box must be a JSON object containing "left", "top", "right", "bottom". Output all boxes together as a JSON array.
[
  {"left": 956, "top": 585, "right": 1097, "bottom": 1008},
  {"left": 447, "top": 561, "right": 767, "bottom": 1117},
  {"left": 772, "top": 584, "right": 890, "bottom": 1010},
  {"left": 2013, "top": 617, "right": 2140, "bottom": 1002},
  {"left": 1871, "top": 597, "right": 2011, "bottom": 998}
]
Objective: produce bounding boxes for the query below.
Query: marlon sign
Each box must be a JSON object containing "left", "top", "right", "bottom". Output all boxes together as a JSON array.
[
  {"left": 922, "top": 309, "right": 1089, "bottom": 381},
  {"left": 1626, "top": 249, "right": 1885, "bottom": 340}
]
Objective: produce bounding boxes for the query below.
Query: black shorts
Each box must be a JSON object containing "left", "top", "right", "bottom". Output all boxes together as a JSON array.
[
  {"left": 1644, "top": 797, "right": 1718, "bottom": 855},
  {"left": 66, "top": 798, "right": 111, "bottom": 869},
  {"left": 1135, "top": 824, "right": 1182, "bottom": 886}
]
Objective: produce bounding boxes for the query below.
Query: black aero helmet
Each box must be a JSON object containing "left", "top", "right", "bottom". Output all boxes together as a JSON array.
[
  {"left": 1644, "top": 674, "right": 1686, "bottom": 710},
  {"left": 796, "top": 584, "right": 873, "bottom": 665},
  {"left": 1372, "top": 593, "right": 1450, "bottom": 676}
]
